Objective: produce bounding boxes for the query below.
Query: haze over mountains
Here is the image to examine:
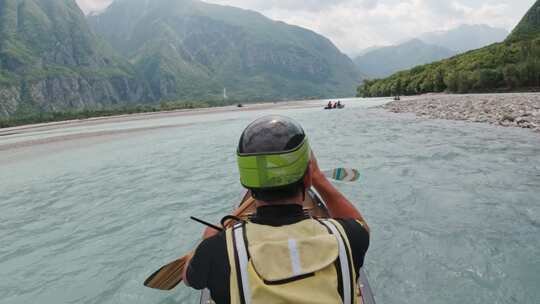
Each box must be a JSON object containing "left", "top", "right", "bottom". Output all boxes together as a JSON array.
[
  {"left": 354, "top": 39, "right": 456, "bottom": 79},
  {"left": 358, "top": 0, "right": 540, "bottom": 97},
  {"left": 355, "top": 25, "right": 509, "bottom": 79},
  {"left": 419, "top": 24, "right": 509, "bottom": 53},
  {"left": 89, "top": 0, "right": 359, "bottom": 103},
  {"left": 0, "top": 0, "right": 359, "bottom": 119}
]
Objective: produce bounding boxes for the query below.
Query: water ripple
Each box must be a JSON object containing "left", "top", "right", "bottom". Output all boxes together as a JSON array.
[{"left": 1, "top": 102, "right": 539, "bottom": 303}]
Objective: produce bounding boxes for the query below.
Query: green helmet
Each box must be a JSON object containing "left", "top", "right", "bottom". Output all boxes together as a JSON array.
[{"left": 237, "top": 115, "right": 311, "bottom": 190}]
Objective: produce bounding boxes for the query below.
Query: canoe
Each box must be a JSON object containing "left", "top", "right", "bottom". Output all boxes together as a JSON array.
[
  {"left": 199, "top": 188, "right": 376, "bottom": 304},
  {"left": 324, "top": 105, "right": 345, "bottom": 110}
]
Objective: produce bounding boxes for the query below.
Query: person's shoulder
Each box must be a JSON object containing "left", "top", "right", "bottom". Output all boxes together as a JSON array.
[
  {"left": 186, "top": 231, "right": 228, "bottom": 289},
  {"left": 335, "top": 218, "right": 368, "bottom": 231},
  {"left": 194, "top": 231, "right": 227, "bottom": 257},
  {"left": 334, "top": 218, "right": 370, "bottom": 244},
  {"left": 333, "top": 218, "right": 370, "bottom": 275}
]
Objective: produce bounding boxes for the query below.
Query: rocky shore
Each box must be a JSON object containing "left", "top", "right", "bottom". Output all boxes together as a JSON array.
[{"left": 383, "top": 93, "right": 540, "bottom": 132}]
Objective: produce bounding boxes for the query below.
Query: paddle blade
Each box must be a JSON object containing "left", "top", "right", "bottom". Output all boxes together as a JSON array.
[
  {"left": 324, "top": 168, "right": 360, "bottom": 182},
  {"left": 144, "top": 256, "right": 188, "bottom": 290}
]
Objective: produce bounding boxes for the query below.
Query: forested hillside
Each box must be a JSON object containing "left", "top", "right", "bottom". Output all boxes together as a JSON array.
[
  {"left": 89, "top": 0, "right": 360, "bottom": 102},
  {"left": 0, "top": 0, "right": 360, "bottom": 125},
  {"left": 357, "top": 0, "right": 540, "bottom": 97}
]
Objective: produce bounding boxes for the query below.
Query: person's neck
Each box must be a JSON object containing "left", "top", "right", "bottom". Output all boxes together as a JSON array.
[{"left": 255, "top": 193, "right": 303, "bottom": 208}]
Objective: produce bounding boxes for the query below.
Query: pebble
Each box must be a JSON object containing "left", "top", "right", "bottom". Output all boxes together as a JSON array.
[{"left": 382, "top": 93, "right": 540, "bottom": 133}]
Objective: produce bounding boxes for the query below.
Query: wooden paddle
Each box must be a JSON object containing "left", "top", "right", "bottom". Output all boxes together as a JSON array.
[{"left": 143, "top": 168, "right": 359, "bottom": 290}]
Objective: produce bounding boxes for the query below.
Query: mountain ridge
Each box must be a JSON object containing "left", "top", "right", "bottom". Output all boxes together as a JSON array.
[
  {"left": 0, "top": 0, "right": 361, "bottom": 120},
  {"left": 507, "top": 0, "right": 540, "bottom": 42},
  {"left": 419, "top": 24, "right": 508, "bottom": 52},
  {"left": 357, "top": 0, "right": 540, "bottom": 97},
  {"left": 88, "top": 0, "right": 360, "bottom": 102},
  {"left": 353, "top": 39, "right": 456, "bottom": 79},
  {"left": 354, "top": 24, "right": 507, "bottom": 79}
]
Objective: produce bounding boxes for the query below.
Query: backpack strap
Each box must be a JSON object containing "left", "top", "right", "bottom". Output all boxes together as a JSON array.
[
  {"left": 232, "top": 222, "right": 251, "bottom": 304},
  {"left": 320, "top": 219, "right": 353, "bottom": 304}
]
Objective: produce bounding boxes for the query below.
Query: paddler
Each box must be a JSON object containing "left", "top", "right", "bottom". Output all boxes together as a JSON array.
[{"left": 183, "top": 115, "right": 370, "bottom": 304}]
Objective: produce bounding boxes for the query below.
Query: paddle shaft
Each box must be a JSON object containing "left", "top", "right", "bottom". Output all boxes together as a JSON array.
[{"left": 190, "top": 217, "right": 223, "bottom": 232}]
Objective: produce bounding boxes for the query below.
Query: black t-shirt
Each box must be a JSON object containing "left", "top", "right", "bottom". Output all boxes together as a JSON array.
[{"left": 186, "top": 205, "right": 370, "bottom": 304}]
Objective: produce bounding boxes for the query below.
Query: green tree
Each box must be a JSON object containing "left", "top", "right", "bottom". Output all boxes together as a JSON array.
[
  {"left": 444, "top": 71, "right": 459, "bottom": 92},
  {"left": 503, "top": 64, "right": 520, "bottom": 89},
  {"left": 433, "top": 68, "right": 446, "bottom": 92}
]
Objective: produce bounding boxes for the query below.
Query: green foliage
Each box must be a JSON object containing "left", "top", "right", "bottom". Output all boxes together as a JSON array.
[
  {"left": 507, "top": 0, "right": 540, "bottom": 42},
  {"left": 359, "top": 1, "right": 540, "bottom": 98},
  {"left": 356, "top": 1, "right": 540, "bottom": 97},
  {"left": 357, "top": 38, "right": 540, "bottom": 97}
]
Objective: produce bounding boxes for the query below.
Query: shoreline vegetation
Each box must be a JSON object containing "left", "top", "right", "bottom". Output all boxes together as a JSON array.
[
  {"left": 382, "top": 93, "right": 540, "bottom": 133},
  {"left": 356, "top": 38, "right": 540, "bottom": 98},
  {"left": 357, "top": 1, "right": 540, "bottom": 98}
]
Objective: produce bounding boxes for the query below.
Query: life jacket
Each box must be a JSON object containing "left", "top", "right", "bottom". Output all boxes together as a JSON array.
[{"left": 225, "top": 218, "right": 361, "bottom": 304}]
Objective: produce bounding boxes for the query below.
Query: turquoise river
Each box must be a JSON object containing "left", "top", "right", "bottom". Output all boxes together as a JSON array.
[{"left": 1, "top": 98, "right": 539, "bottom": 303}]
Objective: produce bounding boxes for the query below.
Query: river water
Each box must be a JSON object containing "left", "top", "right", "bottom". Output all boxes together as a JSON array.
[{"left": 1, "top": 99, "right": 539, "bottom": 304}]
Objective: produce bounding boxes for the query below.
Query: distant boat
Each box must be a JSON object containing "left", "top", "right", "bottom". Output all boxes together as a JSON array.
[
  {"left": 237, "top": 104, "right": 243, "bottom": 108},
  {"left": 324, "top": 104, "right": 345, "bottom": 110}
]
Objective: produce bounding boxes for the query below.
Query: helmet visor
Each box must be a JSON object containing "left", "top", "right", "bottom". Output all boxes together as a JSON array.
[{"left": 237, "top": 139, "right": 311, "bottom": 189}]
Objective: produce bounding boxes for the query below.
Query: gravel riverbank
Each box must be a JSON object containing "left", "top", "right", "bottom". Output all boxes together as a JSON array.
[{"left": 383, "top": 93, "right": 540, "bottom": 132}]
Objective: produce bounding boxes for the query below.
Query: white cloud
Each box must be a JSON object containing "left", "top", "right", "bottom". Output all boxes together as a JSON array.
[
  {"left": 76, "top": 0, "right": 112, "bottom": 14},
  {"left": 76, "top": 0, "right": 535, "bottom": 55}
]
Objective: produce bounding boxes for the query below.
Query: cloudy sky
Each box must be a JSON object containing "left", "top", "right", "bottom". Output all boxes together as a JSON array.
[{"left": 76, "top": 0, "right": 535, "bottom": 55}]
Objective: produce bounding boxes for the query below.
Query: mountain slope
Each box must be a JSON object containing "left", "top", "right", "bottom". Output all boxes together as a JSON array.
[
  {"left": 357, "top": 0, "right": 540, "bottom": 97},
  {"left": 88, "top": 0, "right": 360, "bottom": 101},
  {"left": 419, "top": 24, "right": 508, "bottom": 52},
  {"left": 0, "top": 0, "right": 150, "bottom": 118},
  {"left": 507, "top": 0, "right": 540, "bottom": 42},
  {"left": 353, "top": 39, "right": 456, "bottom": 78}
]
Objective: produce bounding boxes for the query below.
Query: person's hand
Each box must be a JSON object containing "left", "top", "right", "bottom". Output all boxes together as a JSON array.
[
  {"left": 309, "top": 151, "right": 325, "bottom": 183},
  {"left": 202, "top": 226, "right": 219, "bottom": 239}
]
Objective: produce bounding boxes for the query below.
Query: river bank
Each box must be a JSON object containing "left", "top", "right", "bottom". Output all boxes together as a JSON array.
[
  {"left": 383, "top": 93, "right": 540, "bottom": 132},
  {"left": 0, "top": 100, "right": 319, "bottom": 137}
]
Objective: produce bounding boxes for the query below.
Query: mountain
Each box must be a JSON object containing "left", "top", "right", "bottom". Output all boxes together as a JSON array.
[
  {"left": 88, "top": 0, "right": 360, "bottom": 102},
  {"left": 357, "top": 0, "right": 540, "bottom": 97},
  {"left": 352, "top": 45, "right": 385, "bottom": 57},
  {"left": 507, "top": 0, "right": 540, "bottom": 42},
  {"left": 419, "top": 24, "right": 508, "bottom": 53},
  {"left": 353, "top": 39, "right": 456, "bottom": 78},
  {"left": 0, "top": 0, "right": 150, "bottom": 119}
]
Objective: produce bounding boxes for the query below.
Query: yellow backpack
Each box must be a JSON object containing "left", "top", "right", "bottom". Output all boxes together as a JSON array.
[{"left": 225, "top": 218, "right": 359, "bottom": 304}]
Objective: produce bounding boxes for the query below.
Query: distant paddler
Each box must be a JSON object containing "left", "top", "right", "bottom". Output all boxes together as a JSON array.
[{"left": 182, "top": 115, "right": 370, "bottom": 304}]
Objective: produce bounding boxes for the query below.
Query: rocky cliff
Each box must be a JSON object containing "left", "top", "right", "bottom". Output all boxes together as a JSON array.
[{"left": 0, "top": 0, "right": 151, "bottom": 118}]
